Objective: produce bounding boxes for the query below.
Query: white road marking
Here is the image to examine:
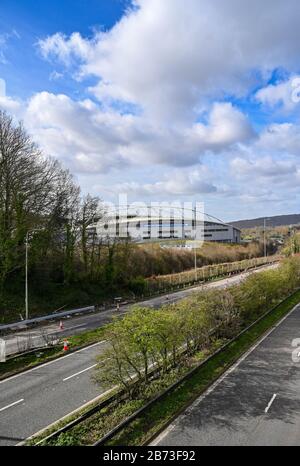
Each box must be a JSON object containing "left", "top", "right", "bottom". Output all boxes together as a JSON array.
[
  {"left": 151, "top": 300, "right": 299, "bottom": 446},
  {"left": 265, "top": 394, "right": 277, "bottom": 414},
  {"left": 0, "top": 340, "right": 107, "bottom": 385},
  {"left": 19, "top": 386, "right": 117, "bottom": 446},
  {"left": 58, "top": 323, "right": 87, "bottom": 332},
  {"left": 0, "top": 398, "right": 24, "bottom": 413},
  {"left": 63, "top": 364, "right": 97, "bottom": 382}
]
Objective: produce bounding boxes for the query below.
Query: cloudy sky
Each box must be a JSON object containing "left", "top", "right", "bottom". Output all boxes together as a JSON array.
[{"left": 1, "top": 0, "right": 300, "bottom": 221}]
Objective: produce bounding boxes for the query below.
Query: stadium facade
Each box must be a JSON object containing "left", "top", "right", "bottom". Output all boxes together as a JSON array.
[{"left": 94, "top": 206, "right": 241, "bottom": 244}]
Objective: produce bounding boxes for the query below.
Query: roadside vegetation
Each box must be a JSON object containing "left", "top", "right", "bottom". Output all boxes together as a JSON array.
[
  {"left": 32, "top": 255, "right": 300, "bottom": 446},
  {"left": 0, "top": 256, "right": 276, "bottom": 380},
  {"left": 94, "top": 256, "right": 300, "bottom": 399},
  {"left": 0, "top": 110, "right": 272, "bottom": 324},
  {"left": 282, "top": 232, "right": 300, "bottom": 257}
]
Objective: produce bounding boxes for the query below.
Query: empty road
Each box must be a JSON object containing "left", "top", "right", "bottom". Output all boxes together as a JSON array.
[
  {"left": 152, "top": 302, "right": 300, "bottom": 446},
  {"left": 0, "top": 341, "right": 108, "bottom": 446},
  {"left": 0, "top": 263, "right": 278, "bottom": 446},
  {"left": 2, "top": 263, "right": 277, "bottom": 356}
]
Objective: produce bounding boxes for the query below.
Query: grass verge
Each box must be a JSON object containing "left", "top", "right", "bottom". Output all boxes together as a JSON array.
[
  {"left": 105, "top": 289, "right": 300, "bottom": 446},
  {"left": 30, "top": 289, "right": 300, "bottom": 447}
]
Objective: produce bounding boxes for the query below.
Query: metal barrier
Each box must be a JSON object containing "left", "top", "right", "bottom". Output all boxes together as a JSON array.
[
  {"left": 1, "top": 256, "right": 280, "bottom": 335},
  {"left": 0, "top": 306, "right": 95, "bottom": 334}
]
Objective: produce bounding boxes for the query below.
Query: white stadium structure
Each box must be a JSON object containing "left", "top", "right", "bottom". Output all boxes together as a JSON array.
[{"left": 93, "top": 206, "right": 241, "bottom": 244}]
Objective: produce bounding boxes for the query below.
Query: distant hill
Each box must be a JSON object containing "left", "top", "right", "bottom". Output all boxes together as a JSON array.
[{"left": 231, "top": 214, "right": 300, "bottom": 229}]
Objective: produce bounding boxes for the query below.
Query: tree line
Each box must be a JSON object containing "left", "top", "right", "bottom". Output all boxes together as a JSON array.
[
  {"left": 0, "top": 111, "right": 104, "bottom": 290},
  {"left": 0, "top": 110, "right": 270, "bottom": 319},
  {"left": 95, "top": 256, "right": 300, "bottom": 397}
]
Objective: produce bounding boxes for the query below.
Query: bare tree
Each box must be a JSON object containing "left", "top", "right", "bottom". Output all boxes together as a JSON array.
[{"left": 79, "top": 194, "right": 102, "bottom": 275}]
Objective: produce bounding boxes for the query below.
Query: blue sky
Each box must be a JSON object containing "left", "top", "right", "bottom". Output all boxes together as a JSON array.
[
  {"left": 0, "top": 0, "right": 128, "bottom": 98},
  {"left": 1, "top": 0, "right": 300, "bottom": 221}
]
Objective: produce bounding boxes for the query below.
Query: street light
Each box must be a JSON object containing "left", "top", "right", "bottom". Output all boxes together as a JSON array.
[
  {"left": 263, "top": 218, "right": 269, "bottom": 258},
  {"left": 25, "top": 229, "right": 42, "bottom": 321},
  {"left": 194, "top": 207, "right": 198, "bottom": 282},
  {"left": 25, "top": 231, "right": 29, "bottom": 321}
]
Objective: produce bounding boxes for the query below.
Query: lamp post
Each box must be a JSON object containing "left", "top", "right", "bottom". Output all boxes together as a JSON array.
[
  {"left": 25, "top": 231, "right": 29, "bottom": 321},
  {"left": 263, "top": 218, "right": 268, "bottom": 258},
  {"left": 25, "top": 229, "right": 42, "bottom": 321},
  {"left": 194, "top": 207, "right": 197, "bottom": 282}
]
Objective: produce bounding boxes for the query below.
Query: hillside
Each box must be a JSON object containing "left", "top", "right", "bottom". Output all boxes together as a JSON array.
[{"left": 231, "top": 214, "right": 300, "bottom": 229}]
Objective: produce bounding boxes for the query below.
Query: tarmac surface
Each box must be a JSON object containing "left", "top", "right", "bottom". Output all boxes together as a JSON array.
[
  {"left": 0, "top": 264, "right": 278, "bottom": 446},
  {"left": 152, "top": 302, "right": 300, "bottom": 446}
]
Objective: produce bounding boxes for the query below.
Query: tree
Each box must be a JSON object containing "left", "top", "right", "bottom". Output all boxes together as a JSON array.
[
  {"left": 0, "top": 111, "right": 69, "bottom": 288},
  {"left": 78, "top": 195, "right": 102, "bottom": 276}
]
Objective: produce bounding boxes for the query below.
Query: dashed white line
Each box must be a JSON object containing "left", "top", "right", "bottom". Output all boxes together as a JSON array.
[
  {"left": 265, "top": 394, "right": 277, "bottom": 414},
  {"left": 63, "top": 364, "right": 97, "bottom": 382},
  {"left": 0, "top": 398, "right": 24, "bottom": 413},
  {"left": 59, "top": 323, "right": 87, "bottom": 332},
  {"left": 0, "top": 340, "right": 106, "bottom": 385}
]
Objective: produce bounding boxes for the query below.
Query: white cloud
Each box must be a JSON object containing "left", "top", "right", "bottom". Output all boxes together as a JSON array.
[
  {"left": 0, "top": 78, "right": 6, "bottom": 97},
  {"left": 112, "top": 166, "right": 217, "bottom": 197},
  {"left": 39, "top": 0, "right": 300, "bottom": 121},
  {"left": 190, "top": 103, "right": 254, "bottom": 150},
  {"left": 257, "top": 123, "right": 300, "bottom": 156},
  {"left": 255, "top": 76, "right": 300, "bottom": 110},
  {"left": 0, "top": 30, "right": 20, "bottom": 64},
  {"left": 49, "top": 70, "right": 64, "bottom": 81},
  {"left": 231, "top": 156, "right": 296, "bottom": 179},
  {"left": 4, "top": 0, "right": 300, "bottom": 216},
  {"left": 20, "top": 92, "right": 253, "bottom": 173},
  {"left": 38, "top": 32, "right": 92, "bottom": 66},
  {"left": 0, "top": 35, "right": 9, "bottom": 64},
  {"left": 0, "top": 79, "right": 22, "bottom": 113}
]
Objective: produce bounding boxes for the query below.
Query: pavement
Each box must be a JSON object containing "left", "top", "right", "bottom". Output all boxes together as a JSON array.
[
  {"left": 152, "top": 303, "right": 300, "bottom": 446},
  {"left": 0, "top": 263, "right": 278, "bottom": 446},
  {"left": 2, "top": 263, "right": 278, "bottom": 356}
]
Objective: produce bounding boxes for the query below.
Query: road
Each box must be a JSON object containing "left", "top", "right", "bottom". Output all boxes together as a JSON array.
[
  {"left": 2, "top": 263, "right": 277, "bottom": 356},
  {"left": 152, "top": 302, "right": 300, "bottom": 446},
  {"left": 0, "top": 342, "right": 108, "bottom": 446},
  {"left": 0, "top": 264, "right": 278, "bottom": 446}
]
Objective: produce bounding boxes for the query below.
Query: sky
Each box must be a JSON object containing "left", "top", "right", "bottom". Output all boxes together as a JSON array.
[{"left": 1, "top": 0, "right": 300, "bottom": 222}]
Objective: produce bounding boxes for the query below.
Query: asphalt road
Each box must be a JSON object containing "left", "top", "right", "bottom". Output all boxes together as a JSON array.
[
  {"left": 0, "top": 264, "right": 278, "bottom": 446},
  {"left": 0, "top": 341, "right": 108, "bottom": 446},
  {"left": 2, "top": 264, "right": 277, "bottom": 356},
  {"left": 152, "top": 303, "right": 300, "bottom": 446}
]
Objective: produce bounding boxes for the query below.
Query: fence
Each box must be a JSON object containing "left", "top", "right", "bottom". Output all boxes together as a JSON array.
[{"left": 145, "top": 255, "right": 280, "bottom": 295}]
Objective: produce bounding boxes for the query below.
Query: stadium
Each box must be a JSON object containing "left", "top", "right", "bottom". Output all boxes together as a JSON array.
[{"left": 94, "top": 206, "right": 241, "bottom": 244}]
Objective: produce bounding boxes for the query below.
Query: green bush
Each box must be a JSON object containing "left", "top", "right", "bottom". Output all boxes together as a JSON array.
[
  {"left": 95, "top": 256, "right": 300, "bottom": 399},
  {"left": 128, "top": 276, "right": 147, "bottom": 295}
]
